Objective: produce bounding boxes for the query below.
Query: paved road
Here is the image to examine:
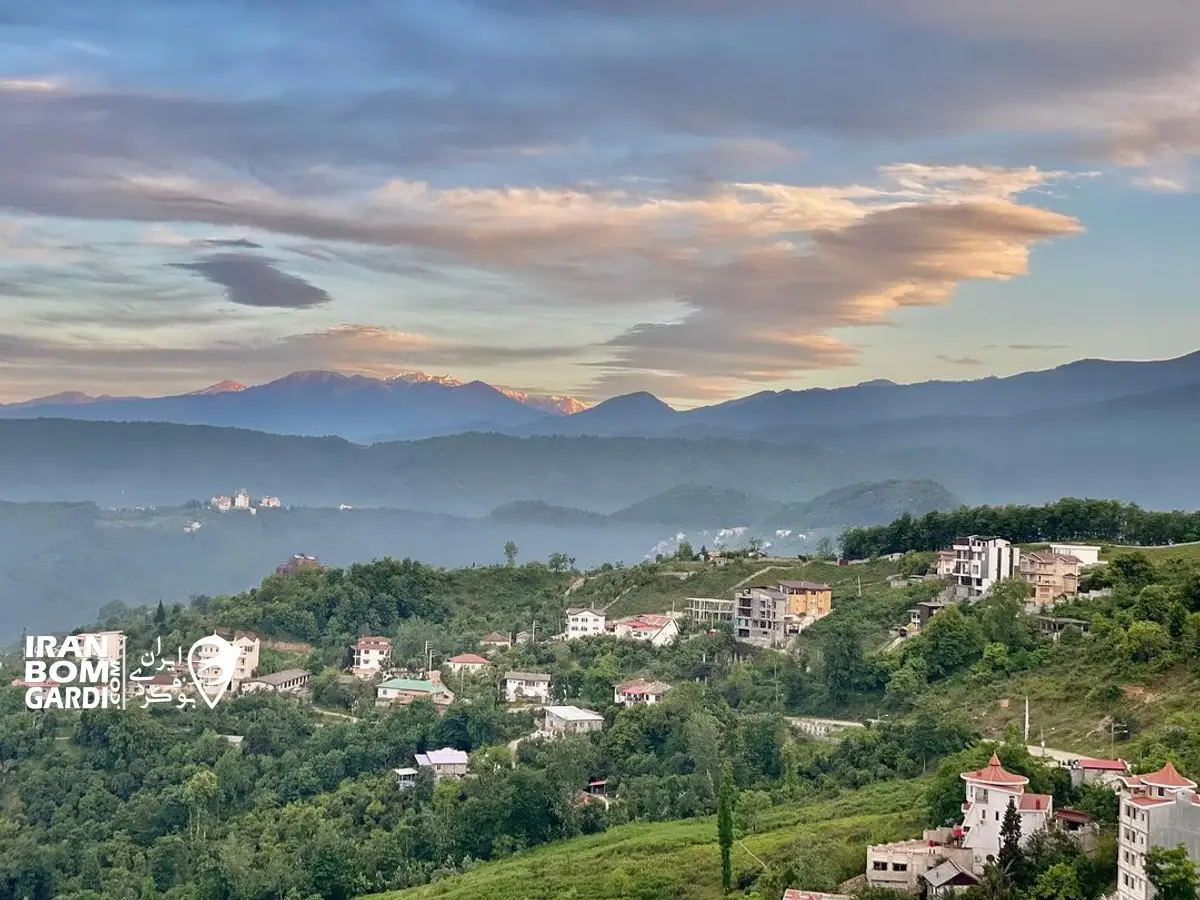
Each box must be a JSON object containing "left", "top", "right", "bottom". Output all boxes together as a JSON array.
[{"left": 1026, "top": 744, "right": 1092, "bottom": 764}]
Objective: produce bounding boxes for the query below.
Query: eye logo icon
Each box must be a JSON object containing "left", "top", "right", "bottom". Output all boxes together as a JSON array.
[{"left": 187, "top": 633, "right": 240, "bottom": 709}]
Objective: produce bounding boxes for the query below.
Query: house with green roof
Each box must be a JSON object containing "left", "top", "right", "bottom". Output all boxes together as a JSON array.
[{"left": 376, "top": 673, "right": 454, "bottom": 710}]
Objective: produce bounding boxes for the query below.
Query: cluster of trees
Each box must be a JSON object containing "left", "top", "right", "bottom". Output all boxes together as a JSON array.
[{"left": 840, "top": 498, "right": 1200, "bottom": 559}]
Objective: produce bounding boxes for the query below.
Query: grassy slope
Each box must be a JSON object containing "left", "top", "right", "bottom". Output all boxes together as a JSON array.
[{"left": 362, "top": 779, "right": 928, "bottom": 900}]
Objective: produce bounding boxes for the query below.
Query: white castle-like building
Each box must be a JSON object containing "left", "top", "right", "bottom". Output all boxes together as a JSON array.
[
  {"left": 1117, "top": 761, "right": 1200, "bottom": 900},
  {"left": 960, "top": 752, "right": 1053, "bottom": 868}
]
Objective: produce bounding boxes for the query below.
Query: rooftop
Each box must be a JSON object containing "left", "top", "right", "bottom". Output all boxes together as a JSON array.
[
  {"left": 924, "top": 861, "right": 979, "bottom": 889},
  {"left": 378, "top": 677, "right": 445, "bottom": 693},
  {"left": 415, "top": 748, "right": 469, "bottom": 767},
  {"left": 544, "top": 705, "right": 604, "bottom": 722},
  {"left": 1018, "top": 792, "right": 1052, "bottom": 811},
  {"left": 961, "top": 753, "right": 1030, "bottom": 788},
  {"left": 1139, "top": 760, "right": 1197, "bottom": 789},
  {"left": 617, "top": 678, "right": 671, "bottom": 695},
  {"left": 249, "top": 668, "right": 309, "bottom": 686},
  {"left": 481, "top": 632, "right": 510, "bottom": 642},
  {"left": 1077, "top": 758, "right": 1128, "bottom": 771},
  {"left": 448, "top": 653, "right": 490, "bottom": 665},
  {"left": 778, "top": 580, "right": 832, "bottom": 591},
  {"left": 505, "top": 671, "right": 551, "bottom": 682},
  {"left": 566, "top": 607, "right": 604, "bottom": 617}
]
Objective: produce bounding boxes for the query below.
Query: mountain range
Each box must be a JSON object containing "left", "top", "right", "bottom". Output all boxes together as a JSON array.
[{"left": 4, "top": 350, "right": 1200, "bottom": 443}]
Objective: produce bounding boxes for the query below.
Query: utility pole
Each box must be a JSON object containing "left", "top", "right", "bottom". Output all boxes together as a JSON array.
[
  {"left": 1024, "top": 697, "right": 1030, "bottom": 744},
  {"left": 1111, "top": 720, "right": 1128, "bottom": 758},
  {"left": 424, "top": 641, "right": 433, "bottom": 676},
  {"left": 531, "top": 618, "right": 536, "bottom": 644},
  {"left": 857, "top": 574, "right": 862, "bottom": 597}
]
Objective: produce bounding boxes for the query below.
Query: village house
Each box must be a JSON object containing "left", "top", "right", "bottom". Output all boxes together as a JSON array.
[
  {"left": 414, "top": 747, "right": 470, "bottom": 781},
  {"left": 232, "top": 489, "right": 252, "bottom": 510},
  {"left": 941, "top": 536, "right": 1020, "bottom": 598},
  {"left": 259, "top": 495, "right": 281, "bottom": 508},
  {"left": 376, "top": 673, "right": 454, "bottom": 709},
  {"left": 351, "top": 636, "right": 392, "bottom": 678},
  {"left": 609, "top": 613, "right": 680, "bottom": 647},
  {"left": 923, "top": 860, "right": 981, "bottom": 899},
  {"left": 479, "top": 632, "right": 511, "bottom": 653},
  {"left": 1068, "top": 757, "right": 1129, "bottom": 790},
  {"left": 1116, "top": 762, "right": 1200, "bottom": 900},
  {"left": 866, "top": 828, "right": 973, "bottom": 892},
  {"left": 241, "top": 668, "right": 310, "bottom": 695},
  {"left": 687, "top": 596, "right": 735, "bottom": 626},
  {"left": 393, "top": 766, "right": 419, "bottom": 790},
  {"left": 504, "top": 671, "right": 551, "bottom": 703},
  {"left": 514, "top": 630, "right": 533, "bottom": 645},
  {"left": 1049, "top": 543, "right": 1102, "bottom": 567},
  {"left": 566, "top": 608, "right": 606, "bottom": 640},
  {"left": 614, "top": 678, "right": 671, "bottom": 705},
  {"left": 778, "top": 580, "right": 834, "bottom": 622},
  {"left": 210, "top": 494, "right": 232, "bottom": 512},
  {"left": 232, "top": 631, "right": 261, "bottom": 683},
  {"left": 446, "top": 652, "right": 490, "bottom": 675},
  {"left": 1038, "top": 617, "right": 1091, "bottom": 641},
  {"left": 275, "top": 553, "right": 326, "bottom": 575},
  {"left": 542, "top": 705, "right": 605, "bottom": 736},
  {"left": 1019, "top": 551, "right": 1082, "bottom": 606}
]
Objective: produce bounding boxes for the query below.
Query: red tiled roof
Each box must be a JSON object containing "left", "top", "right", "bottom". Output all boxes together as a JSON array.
[
  {"left": 481, "top": 632, "right": 510, "bottom": 642},
  {"left": 1128, "top": 795, "right": 1173, "bottom": 807},
  {"left": 1141, "top": 761, "right": 1196, "bottom": 789},
  {"left": 1019, "top": 793, "right": 1052, "bottom": 811},
  {"left": 1078, "top": 758, "right": 1128, "bottom": 771},
  {"left": 448, "top": 653, "right": 489, "bottom": 665},
  {"left": 961, "top": 753, "right": 1030, "bottom": 787},
  {"left": 355, "top": 636, "right": 392, "bottom": 648},
  {"left": 1055, "top": 808, "right": 1092, "bottom": 825}
]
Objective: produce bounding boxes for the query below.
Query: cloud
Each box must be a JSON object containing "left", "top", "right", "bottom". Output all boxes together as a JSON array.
[
  {"left": 171, "top": 253, "right": 333, "bottom": 309},
  {"left": 0, "top": 324, "right": 583, "bottom": 401},
  {"left": 202, "top": 237, "right": 263, "bottom": 249},
  {"left": 936, "top": 354, "right": 985, "bottom": 366},
  {"left": 988, "top": 343, "right": 1069, "bottom": 351}
]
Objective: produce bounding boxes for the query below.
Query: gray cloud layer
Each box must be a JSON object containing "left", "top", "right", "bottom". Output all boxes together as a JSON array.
[{"left": 171, "top": 253, "right": 332, "bottom": 309}]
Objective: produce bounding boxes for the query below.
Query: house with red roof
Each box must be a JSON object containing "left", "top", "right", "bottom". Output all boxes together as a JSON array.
[
  {"left": 1068, "top": 756, "right": 1129, "bottom": 789},
  {"left": 445, "top": 653, "right": 491, "bottom": 676},
  {"left": 609, "top": 613, "right": 680, "bottom": 647},
  {"left": 1117, "top": 761, "right": 1200, "bottom": 900},
  {"left": 613, "top": 678, "right": 671, "bottom": 706},
  {"left": 960, "top": 753, "right": 1053, "bottom": 869}
]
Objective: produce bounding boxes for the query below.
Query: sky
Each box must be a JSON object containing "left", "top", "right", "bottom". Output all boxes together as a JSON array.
[{"left": 2, "top": 1, "right": 1199, "bottom": 407}]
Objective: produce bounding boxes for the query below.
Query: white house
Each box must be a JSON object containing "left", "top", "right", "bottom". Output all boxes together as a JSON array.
[
  {"left": 232, "top": 489, "right": 252, "bottom": 510},
  {"left": 866, "top": 829, "right": 973, "bottom": 892},
  {"left": 393, "top": 766, "right": 419, "bottom": 790},
  {"left": 945, "top": 536, "right": 1021, "bottom": 597},
  {"left": 610, "top": 614, "right": 680, "bottom": 647},
  {"left": 543, "top": 705, "right": 605, "bottom": 735},
  {"left": 446, "top": 653, "right": 490, "bottom": 675},
  {"left": 960, "top": 753, "right": 1053, "bottom": 870},
  {"left": 614, "top": 678, "right": 671, "bottom": 705},
  {"left": 210, "top": 495, "right": 232, "bottom": 512},
  {"left": 241, "top": 668, "right": 310, "bottom": 694},
  {"left": 1117, "top": 762, "right": 1200, "bottom": 900},
  {"left": 414, "top": 747, "right": 470, "bottom": 781},
  {"left": 479, "top": 632, "right": 511, "bottom": 654},
  {"left": 1049, "top": 543, "right": 1102, "bottom": 567},
  {"left": 504, "top": 671, "right": 551, "bottom": 704},
  {"left": 352, "top": 636, "right": 392, "bottom": 678},
  {"left": 232, "top": 632, "right": 260, "bottom": 683},
  {"left": 259, "top": 495, "right": 281, "bottom": 508},
  {"left": 566, "top": 608, "right": 606, "bottom": 640}
]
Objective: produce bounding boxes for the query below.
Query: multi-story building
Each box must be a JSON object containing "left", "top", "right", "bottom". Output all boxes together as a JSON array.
[
  {"left": 414, "top": 747, "right": 470, "bottom": 781},
  {"left": 735, "top": 587, "right": 788, "bottom": 646},
  {"left": 866, "top": 829, "right": 973, "bottom": 892},
  {"left": 1019, "top": 551, "right": 1082, "bottom": 606},
  {"left": 232, "top": 489, "right": 252, "bottom": 510},
  {"left": 947, "top": 536, "right": 1020, "bottom": 597},
  {"left": 960, "top": 753, "right": 1053, "bottom": 869},
  {"left": 232, "top": 631, "right": 260, "bottom": 683},
  {"left": 778, "top": 581, "right": 834, "bottom": 620},
  {"left": 565, "top": 608, "right": 606, "bottom": 640},
  {"left": 1117, "top": 762, "right": 1200, "bottom": 900},
  {"left": 210, "top": 495, "right": 232, "bottom": 512},
  {"left": 1049, "top": 543, "right": 1102, "bottom": 567},
  {"left": 351, "top": 636, "right": 392, "bottom": 677},
  {"left": 687, "top": 596, "right": 735, "bottom": 626},
  {"left": 275, "top": 554, "right": 327, "bottom": 575},
  {"left": 504, "top": 671, "right": 551, "bottom": 703},
  {"left": 259, "top": 496, "right": 281, "bottom": 508}
]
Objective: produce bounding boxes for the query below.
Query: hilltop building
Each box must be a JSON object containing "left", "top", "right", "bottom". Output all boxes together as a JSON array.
[
  {"left": 1117, "top": 762, "right": 1200, "bottom": 900},
  {"left": 351, "top": 636, "right": 392, "bottom": 678},
  {"left": 1019, "top": 551, "right": 1082, "bottom": 606},
  {"left": 609, "top": 613, "right": 679, "bottom": 647},
  {"left": 276, "top": 554, "right": 326, "bottom": 575},
  {"left": 241, "top": 668, "right": 310, "bottom": 695},
  {"left": 259, "top": 496, "right": 281, "bottom": 508},
  {"left": 376, "top": 673, "right": 454, "bottom": 710},
  {"left": 446, "top": 653, "right": 490, "bottom": 675},
  {"left": 479, "top": 632, "right": 511, "bottom": 653},
  {"left": 566, "top": 608, "right": 605, "bottom": 640},
  {"left": 614, "top": 679, "right": 670, "bottom": 705},
  {"left": 1049, "top": 543, "right": 1102, "bottom": 567},
  {"left": 940, "top": 536, "right": 1021, "bottom": 597},
  {"left": 504, "top": 671, "right": 551, "bottom": 703},
  {"left": 542, "top": 705, "right": 604, "bottom": 736},
  {"left": 414, "top": 747, "right": 469, "bottom": 781},
  {"left": 686, "top": 596, "right": 735, "bottom": 626}
]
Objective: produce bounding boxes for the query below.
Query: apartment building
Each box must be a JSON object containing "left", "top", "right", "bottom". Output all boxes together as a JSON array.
[
  {"left": 735, "top": 587, "right": 788, "bottom": 646},
  {"left": 1117, "top": 762, "right": 1200, "bottom": 900},
  {"left": 565, "top": 608, "right": 606, "bottom": 640},
  {"left": 686, "top": 597, "right": 735, "bottom": 626},
  {"left": 1019, "top": 551, "right": 1082, "bottom": 606},
  {"left": 946, "top": 536, "right": 1020, "bottom": 597},
  {"left": 351, "top": 636, "right": 392, "bottom": 677},
  {"left": 778, "top": 581, "right": 833, "bottom": 619}
]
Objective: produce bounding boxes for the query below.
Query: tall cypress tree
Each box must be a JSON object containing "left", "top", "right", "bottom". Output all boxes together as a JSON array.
[
  {"left": 718, "top": 760, "right": 735, "bottom": 894},
  {"left": 998, "top": 797, "right": 1025, "bottom": 883}
]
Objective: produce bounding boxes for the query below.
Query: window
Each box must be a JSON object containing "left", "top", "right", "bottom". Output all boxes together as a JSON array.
[
  {"left": 873, "top": 862, "right": 889, "bottom": 871},
  {"left": 893, "top": 864, "right": 908, "bottom": 872}
]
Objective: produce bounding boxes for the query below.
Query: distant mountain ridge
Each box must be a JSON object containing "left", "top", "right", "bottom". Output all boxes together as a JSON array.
[
  {"left": 3, "top": 350, "right": 1200, "bottom": 444},
  {"left": 0, "top": 370, "right": 589, "bottom": 441}
]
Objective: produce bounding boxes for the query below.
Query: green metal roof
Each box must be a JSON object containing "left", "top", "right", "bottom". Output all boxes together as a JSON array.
[{"left": 378, "top": 677, "right": 444, "bottom": 693}]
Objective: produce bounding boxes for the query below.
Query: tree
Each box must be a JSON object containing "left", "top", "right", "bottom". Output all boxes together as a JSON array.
[
  {"left": 1031, "top": 863, "right": 1082, "bottom": 900},
  {"left": 998, "top": 797, "right": 1025, "bottom": 884},
  {"left": 816, "top": 536, "right": 835, "bottom": 559},
  {"left": 153, "top": 600, "right": 167, "bottom": 629},
  {"left": 548, "top": 552, "right": 571, "bottom": 573},
  {"left": 182, "top": 769, "right": 219, "bottom": 845},
  {"left": 676, "top": 541, "right": 695, "bottom": 561},
  {"left": 821, "top": 619, "right": 862, "bottom": 705},
  {"left": 718, "top": 760, "right": 735, "bottom": 893},
  {"left": 504, "top": 541, "right": 518, "bottom": 566},
  {"left": 748, "top": 537, "right": 763, "bottom": 556},
  {"left": 1145, "top": 845, "right": 1199, "bottom": 900},
  {"left": 978, "top": 859, "right": 1014, "bottom": 900},
  {"left": 735, "top": 790, "right": 772, "bottom": 835}
]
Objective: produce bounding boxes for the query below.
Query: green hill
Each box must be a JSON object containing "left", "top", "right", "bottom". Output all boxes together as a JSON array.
[{"left": 363, "top": 779, "right": 927, "bottom": 900}]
